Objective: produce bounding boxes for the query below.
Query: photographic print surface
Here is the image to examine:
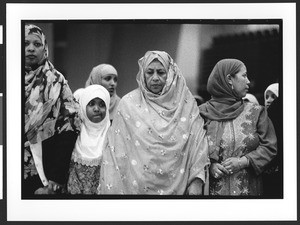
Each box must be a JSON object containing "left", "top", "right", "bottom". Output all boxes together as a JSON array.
[{"left": 7, "top": 3, "right": 296, "bottom": 221}]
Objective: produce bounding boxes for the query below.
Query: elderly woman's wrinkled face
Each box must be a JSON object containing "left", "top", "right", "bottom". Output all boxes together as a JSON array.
[
  {"left": 25, "top": 34, "right": 45, "bottom": 67},
  {"left": 230, "top": 66, "right": 250, "bottom": 98},
  {"left": 145, "top": 60, "right": 167, "bottom": 94},
  {"left": 265, "top": 90, "right": 277, "bottom": 109}
]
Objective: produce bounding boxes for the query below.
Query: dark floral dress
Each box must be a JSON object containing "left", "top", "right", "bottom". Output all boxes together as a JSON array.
[
  {"left": 208, "top": 103, "right": 277, "bottom": 196},
  {"left": 67, "top": 160, "right": 100, "bottom": 195}
]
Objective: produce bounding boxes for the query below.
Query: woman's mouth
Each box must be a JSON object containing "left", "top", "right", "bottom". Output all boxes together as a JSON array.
[
  {"left": 26, "top": 55, "right": 36, "bottom": 59},
  {"left": 151, "top": 84, "right": 161, "bottom": 88}
]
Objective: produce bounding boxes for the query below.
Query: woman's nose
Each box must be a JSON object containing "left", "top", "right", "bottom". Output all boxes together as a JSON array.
[
  {"left": 152, "top": 73, "right": 159, "bottom": 81},
  {"left": 110, "top": 80, "right": 116, "bottom": 86},
  {"left": 94, "top": 105, "right": 100, "bottom": 112},
  {"left": 26, "top": 43, "right": 34, "bottom": 51}
]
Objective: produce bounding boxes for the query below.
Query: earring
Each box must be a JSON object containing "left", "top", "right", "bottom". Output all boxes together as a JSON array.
[{"left": 231, "top": 84, "right": 234, "bottom": 90}]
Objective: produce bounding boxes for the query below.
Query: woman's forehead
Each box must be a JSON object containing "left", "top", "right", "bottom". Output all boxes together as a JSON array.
[
  {"left": 89, "top": 97, "right": 105, "bottom": 102},
  {"left": 146, "top": 59, "right": 164, "bottom": 68},
  {"left": 102, "top": 73, "right": 117, "bottom": 78},
  {"left": 25, "top": 33, "right": 42, "bottom": 42},
  {"left": 266, "top": 90, "right": 276, "bottom": 95}
]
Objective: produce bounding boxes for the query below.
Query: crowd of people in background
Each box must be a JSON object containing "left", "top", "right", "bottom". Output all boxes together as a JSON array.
[{"left": 24, "top": 24, "right": 281, "bottom": 197}]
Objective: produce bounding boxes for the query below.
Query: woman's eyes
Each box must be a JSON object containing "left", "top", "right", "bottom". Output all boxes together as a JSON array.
[
  {"left": 34, "top": 43, "right": 42, "bottom": 47},
  {"left": 104, "top": 76, "right": 117, "bottom": 82},
  {"left": 267, "top": 94, "right": 277, "bottom": 99},
  {"left": 25, "top": 41, "right": 42, "bottom": 47},
  {"left": 88, "top": 101, "right": 95, "bottom": 107},
  {"left": 88, "top": 100, "right": 106, "bottom": 107},
  {"left": 146, "top": 70, "right": 166, "bottom": 76}
]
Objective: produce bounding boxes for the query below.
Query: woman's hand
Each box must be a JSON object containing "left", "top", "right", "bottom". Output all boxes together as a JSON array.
[
  {"left": 221, "top": 157, "right": 240, "bottom": 174},
  {"left": 48, "top": 180, "right": 65, "bottom": 193},
  {"left": 187, "top": 178, "right": 203, "bottom": 195},
  {"left": 221, "top": 156, "right": 248, "bottom": 174},
  {"left": 210, "top": 162, "right": 230, "bottom": 179}
]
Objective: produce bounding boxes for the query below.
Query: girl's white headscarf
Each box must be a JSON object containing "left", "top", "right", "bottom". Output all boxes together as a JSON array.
[
  {"left": 72, "top": 85, "right": 110, "bottom": 166},
  {"left": 73, "top": 88, "right": 84, "bottom": 102},
  {"left": 264, "top": 83, "right": 279, "bottom": 100}
]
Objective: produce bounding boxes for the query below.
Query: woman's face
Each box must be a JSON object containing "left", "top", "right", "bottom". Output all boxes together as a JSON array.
[
  {"left": 265, "top": 90, "right": 277, "bottom": 109},
  {"left": 101, "top": 74, "right": 118, "bottom": 97},
  {"left": 86, "top": 97, "right": 107, "bottom": 123},
  {"left": 25, "top": 34, "right": 45, "bottom": 67},
  {"left": 230, "top": 66, "right": 250, "bottom": 98},
  {"left": 144, "top": 60, "right": 167, "bottom": 94}
]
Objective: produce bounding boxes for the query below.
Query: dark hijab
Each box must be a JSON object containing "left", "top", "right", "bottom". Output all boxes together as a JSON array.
[
  {"left": 199, "top": 58, "right": 247, "bottom": 161},
  {"left": 199, "top": 58, "right": 246, "bottom": 122}
]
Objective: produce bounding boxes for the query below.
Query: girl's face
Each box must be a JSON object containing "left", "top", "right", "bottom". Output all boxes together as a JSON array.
[
  {"left": 101, "top": 74, "right": 118, "bottom": 97},
  {"left": 25, "top": 34, "right": 45, "bottom": 67},
  {"left": 229, "top": 66, "right": 250, "bottom": 98},
  {"left": 265, "top": 90, "right": 277, "bottom": 109},
  {"left": 86, "top": 97, "right": 106, "bottom": 123},
  {"left": 144, "top": 60, "right": 167, "bottom": 94}
]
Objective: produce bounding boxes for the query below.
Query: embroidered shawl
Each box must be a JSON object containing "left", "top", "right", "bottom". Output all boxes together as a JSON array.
[
  {"left": 99, "top": 51, "right": 209, "bottom": 195},
  {"left": 199, "top": 58, "right": 248, "bottom": 161}
]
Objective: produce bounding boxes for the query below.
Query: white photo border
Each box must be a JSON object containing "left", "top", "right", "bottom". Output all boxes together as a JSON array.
[{"left": 7, "top": 3, "right": 297, "bottom": 221}]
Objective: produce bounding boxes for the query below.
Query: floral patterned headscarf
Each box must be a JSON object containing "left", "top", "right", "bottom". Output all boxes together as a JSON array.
[
  {"left": 25, "top": 24, "right": 48, "bottom": 70},
  {"left": 25, "top": 24, "right": 77, "bottom": 144}
]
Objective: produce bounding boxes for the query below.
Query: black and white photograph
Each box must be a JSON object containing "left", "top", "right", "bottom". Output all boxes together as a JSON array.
[{"left": 6, "top": 2, "right": 297, "bottom": 222}]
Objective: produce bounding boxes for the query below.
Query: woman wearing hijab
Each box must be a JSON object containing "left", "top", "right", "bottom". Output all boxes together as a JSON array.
[
  {"left": 67, "top": 85, "right": 110, "bottom": 194},
  {"left": 85, "top": 64, "right": 121, "bottom": 123},
  {"left": 98, "top": 50, "right": 209, "bottom": 195},
  {"left": 24, "top": 24, "right": 78, "bottom": 196},
  {"left": 264, "top": 83, "right": 279, "bottom": 109},
  {"left": 263, "top": 82, "right": 282, "bottom": 197},
  {"left": 199, "top": 58, "right": 277, "bottom": 196}
]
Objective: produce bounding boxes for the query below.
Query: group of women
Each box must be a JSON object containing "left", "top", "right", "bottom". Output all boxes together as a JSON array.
[{"left": 24, "top": 24, "right": 279, "bottom": 197}]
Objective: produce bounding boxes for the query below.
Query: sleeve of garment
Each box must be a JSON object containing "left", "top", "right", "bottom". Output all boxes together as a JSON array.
[
  {"left": 245, "top": 108, "right": 277, "bottom": 175},
  {"left": 42, "top": 130, "right": 78, "bottom": 185},
  {"left": 188, "top": 116, "right": 210, "bottom": 185},
  {"left": 55, "top": 73, "right": 80, "bottom": 132}
]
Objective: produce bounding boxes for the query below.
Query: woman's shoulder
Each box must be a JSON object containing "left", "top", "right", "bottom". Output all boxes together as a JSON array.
[
  {"left": 243, "top": 101, "right": 265, "bottom": 120},
  {"left": 244, "top": 101, "right": 264, "bottom": 111},
  {"left": 120, "top": 89, "right": 140, "bottom": 103}
]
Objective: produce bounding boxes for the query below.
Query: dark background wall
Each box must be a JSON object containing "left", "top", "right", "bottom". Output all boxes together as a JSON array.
[{"left": 31, "top": 21, "right": 281, "bottom": 105}]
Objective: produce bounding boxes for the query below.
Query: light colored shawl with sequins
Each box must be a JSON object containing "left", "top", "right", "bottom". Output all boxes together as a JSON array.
[{"left": 98, "top": 51, "right": 209, "bottom": 195}]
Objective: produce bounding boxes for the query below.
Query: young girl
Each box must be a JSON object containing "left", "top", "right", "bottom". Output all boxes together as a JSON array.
[
  {"left": 67, "top": 85, "right": 110, "bottom": 194},
  {"left": 264, "top": 83, "right": 279, "bottom": 109}
]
